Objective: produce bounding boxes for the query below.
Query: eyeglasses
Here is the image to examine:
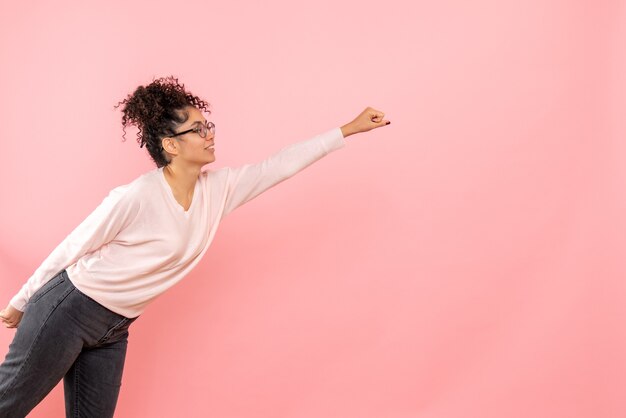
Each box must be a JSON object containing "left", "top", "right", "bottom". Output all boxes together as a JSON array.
[
  {"left": 171, "top": 120, "right": 215, "bottom": 139},
  {"left": 161, "top": 121, "right": 215, "bottom": 151}
]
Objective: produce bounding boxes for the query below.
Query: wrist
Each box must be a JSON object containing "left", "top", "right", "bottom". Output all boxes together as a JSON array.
[{"left": 340, "top": 123, "right": 357, "bottom": 138}]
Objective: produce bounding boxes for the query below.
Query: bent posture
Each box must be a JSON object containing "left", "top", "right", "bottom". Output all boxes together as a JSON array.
[{"left": 0, "top": 75, "right": 390, "bottom": 418}]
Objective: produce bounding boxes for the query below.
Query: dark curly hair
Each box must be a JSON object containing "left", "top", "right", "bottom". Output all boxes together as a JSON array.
[{"left": 114, "top": 75, "right": 211, "bottom": 167}]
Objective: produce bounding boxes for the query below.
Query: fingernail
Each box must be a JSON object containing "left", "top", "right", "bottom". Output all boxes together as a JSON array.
[{"left": 386, "top": 121, "right": 391, "bottom": 125}]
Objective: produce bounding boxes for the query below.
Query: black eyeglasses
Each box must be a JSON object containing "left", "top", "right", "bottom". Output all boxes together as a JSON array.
[
  {"left": 161, "top": 121, "right": 215, "bottom": 151},
  {"left": 171, "top": 121, "right": 215, "bottom": 139}
]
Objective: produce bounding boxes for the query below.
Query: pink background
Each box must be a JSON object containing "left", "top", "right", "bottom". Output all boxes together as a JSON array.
[{"left": 1, "top": 1, "right": 625, "bottom": 417}]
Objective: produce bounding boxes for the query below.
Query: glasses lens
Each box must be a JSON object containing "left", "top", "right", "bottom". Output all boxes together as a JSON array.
[{"left": 200, "top": 122, "right": 215, "bottom": 138}]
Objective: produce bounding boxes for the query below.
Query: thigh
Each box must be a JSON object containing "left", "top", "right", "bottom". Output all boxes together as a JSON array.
[
  {"left": 0, "top": 272, "right": 84, "bottom": 417},
  {"left": 64, "top": 330, "right": 131, "bottom": 418}
]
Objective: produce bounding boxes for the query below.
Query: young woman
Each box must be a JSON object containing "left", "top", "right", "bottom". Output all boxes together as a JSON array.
[{"left": 0, "top": 75, "right": 390, "bottom": 417}]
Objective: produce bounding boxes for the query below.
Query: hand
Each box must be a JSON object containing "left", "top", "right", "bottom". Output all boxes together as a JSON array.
[
  {"left": 0, "top": 304, "right": 24, "bottom": 329},
  {"left": 341, "top": 107, "right": 390, "bottom": 138}
]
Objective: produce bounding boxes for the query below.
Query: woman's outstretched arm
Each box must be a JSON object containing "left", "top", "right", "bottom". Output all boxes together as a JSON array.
[
  {"left": 211, "top": 107, "right": 390, "bottom": 219},
  {"left": 212, "top": 126, "right": 343, "bottom": 219}
]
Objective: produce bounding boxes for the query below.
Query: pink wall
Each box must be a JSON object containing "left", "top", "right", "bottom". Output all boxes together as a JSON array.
[{"left": 1, "top": 0, "right": 625, "bottom": 417}]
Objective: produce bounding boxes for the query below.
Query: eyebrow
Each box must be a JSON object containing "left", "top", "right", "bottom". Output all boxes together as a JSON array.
[{"left": 190, "top": 119, "right": 207, "bottom": 126}]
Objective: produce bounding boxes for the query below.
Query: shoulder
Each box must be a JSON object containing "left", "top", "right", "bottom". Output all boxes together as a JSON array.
[
  {"left": 105, "top": 168, "right": 161, "bottom": 209},
  {"left": 200, "top": 166, "right": 231, "bottom": 184}
]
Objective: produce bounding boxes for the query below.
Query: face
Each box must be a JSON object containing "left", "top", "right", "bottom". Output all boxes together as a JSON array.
[{"left": 162, "top": 105, "right": 216, "bottom": 166}]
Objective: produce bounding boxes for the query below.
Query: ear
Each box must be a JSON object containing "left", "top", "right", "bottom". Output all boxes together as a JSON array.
[{"left": 161, "top": 137, "right": 178, "bottom": 155}]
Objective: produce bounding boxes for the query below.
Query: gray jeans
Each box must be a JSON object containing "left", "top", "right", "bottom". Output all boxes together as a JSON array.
[{"left": 0, "top": 270, "right": 138, "bottom": 417}]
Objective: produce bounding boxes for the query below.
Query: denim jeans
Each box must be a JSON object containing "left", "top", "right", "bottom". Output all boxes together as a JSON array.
[{"left": 0, "top": 269, "right": 138, "bottom": 418}]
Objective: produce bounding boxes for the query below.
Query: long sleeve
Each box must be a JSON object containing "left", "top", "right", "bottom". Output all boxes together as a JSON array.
[
  {"left": 214, "top": 127, "right": 346, "bottom": 219},
  {"left": 9, "top": 184, "right": 139, "bottom": 311}
]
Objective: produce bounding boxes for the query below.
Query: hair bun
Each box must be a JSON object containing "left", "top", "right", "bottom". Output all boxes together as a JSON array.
[{"left": 114, "top": 76, "right": 211, "bottom": 167}]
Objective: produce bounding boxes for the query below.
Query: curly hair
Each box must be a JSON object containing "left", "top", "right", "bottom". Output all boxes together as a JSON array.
[{"left": 114, "top": 75, "right": 211, "bottom": 167}]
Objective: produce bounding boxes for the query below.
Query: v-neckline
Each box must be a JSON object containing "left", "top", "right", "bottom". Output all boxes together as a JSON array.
[{"left": 159, "top": 167, "right": 198, "bottom": 216}]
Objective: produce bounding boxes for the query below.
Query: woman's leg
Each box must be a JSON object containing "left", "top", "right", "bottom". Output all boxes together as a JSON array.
[
  {"left": 0, "top": 272, "right": 84, "bottom": 417},
  {"left": 61, "top": 278, "right": 137, "bottom": 418},
  {"left": 63, "top": 329, "right": 131, "bottom": 417}
]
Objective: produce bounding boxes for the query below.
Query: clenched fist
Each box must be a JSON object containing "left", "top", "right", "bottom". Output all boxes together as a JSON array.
[{"left": 340, "top": 107, "right": 390, "bottom": 138}]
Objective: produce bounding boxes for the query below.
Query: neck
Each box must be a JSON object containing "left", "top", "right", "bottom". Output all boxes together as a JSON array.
[{"left": 162, "top": 163, "right": 201, "bottom": 198}]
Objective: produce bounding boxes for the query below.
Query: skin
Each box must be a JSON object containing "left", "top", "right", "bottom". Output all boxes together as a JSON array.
[
  {"left": 0, "top": 106, "right": 390, "bottom": 328},
  {"left": 161, "top": 105, "right": 217, "bottom": 211}
]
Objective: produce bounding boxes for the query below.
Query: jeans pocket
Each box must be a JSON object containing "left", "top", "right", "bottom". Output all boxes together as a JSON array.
[
  {"left": 97, "top": 317, "right": 132, "bottom": 344},
  {"left": 29, "top": 271, "right": 66, "bottom": 304}
]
